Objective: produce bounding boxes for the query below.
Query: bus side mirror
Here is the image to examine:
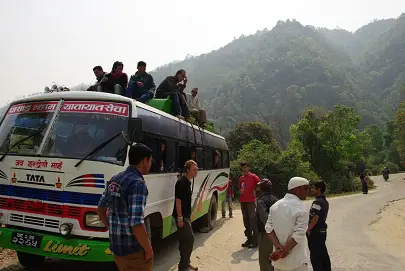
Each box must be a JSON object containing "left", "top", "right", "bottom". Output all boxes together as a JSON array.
[{"left": 128, "top": 118, "right": 143, "bottom": 143}]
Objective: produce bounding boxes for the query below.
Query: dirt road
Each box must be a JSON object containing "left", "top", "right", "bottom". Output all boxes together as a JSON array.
[{"left": 1, "top": 174, "right": 405, "bottom": 271}]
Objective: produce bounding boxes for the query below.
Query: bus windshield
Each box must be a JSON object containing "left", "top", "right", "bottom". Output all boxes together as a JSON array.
[{"left": 0, "top": 100, "right": 130, "bottom": 165}]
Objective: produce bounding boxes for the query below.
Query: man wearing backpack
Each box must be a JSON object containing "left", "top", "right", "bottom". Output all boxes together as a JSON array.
[{"left": 257, "top": 179, "right": 278, "bottom": 271}]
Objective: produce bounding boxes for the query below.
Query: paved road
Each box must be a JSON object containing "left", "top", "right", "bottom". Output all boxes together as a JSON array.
[
  {"left": 324, "top": 174, "right": 405, "bottom": 271},
  {"left": 1, "top": 174, "right": 405, "bottom": 270}
]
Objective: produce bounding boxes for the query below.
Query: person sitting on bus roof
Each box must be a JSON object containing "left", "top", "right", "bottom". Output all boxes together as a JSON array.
[
  {"left": 186, "top": 88, "right": 207, "bottom": 127},
  {"left": 155, "top": 69, "right": 190, "bottom": 120},
  {"left": 87, "top": 66, "right": 108, "bottom": 92},
  {"left": 105, "top": 61, "right": 128, "bottom": 96},
  {"left": 89, "top": 62, "right": 128, "bottom": 95},
  {"left": 125, "top": 61, "right": 155, "bottom": 103}
]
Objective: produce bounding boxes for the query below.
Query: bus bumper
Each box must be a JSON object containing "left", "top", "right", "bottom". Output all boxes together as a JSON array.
[{"left": 0, "top": 227, "right": 114, "bottom": 262}]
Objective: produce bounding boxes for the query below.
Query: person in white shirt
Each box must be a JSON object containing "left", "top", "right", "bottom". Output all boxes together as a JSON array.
[
  {"left": 265, "top": 177, "right": 310, "bottom": 271},
  {"left": 186, "top": 88, "right": 207, "bottom": 126}
]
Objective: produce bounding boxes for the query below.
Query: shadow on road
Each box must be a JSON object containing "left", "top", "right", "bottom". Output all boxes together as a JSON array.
[
  {"left": 1, "top": 213, "right": 228, "bottom": 271},
  {"left": 153, "top": 214, "right": 227, "bottom": 270},
  {"left": 231, "top": 247, "right": 258, "bottom": 264}
]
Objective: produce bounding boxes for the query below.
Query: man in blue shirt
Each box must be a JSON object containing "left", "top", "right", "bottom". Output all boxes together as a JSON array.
[{"left": 97, "top": 143, "right": 153, "bottom": 271}]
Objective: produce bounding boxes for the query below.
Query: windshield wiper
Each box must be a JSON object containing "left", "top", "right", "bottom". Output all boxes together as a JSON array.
[
  {"left": 0, "top": 128, "right": 45, "bottom": 162},
  {"left": 74, "top": 132, "right": 124, "bottom": 167}
]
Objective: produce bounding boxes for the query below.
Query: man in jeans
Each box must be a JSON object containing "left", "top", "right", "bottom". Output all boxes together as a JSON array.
[
  {"left": 126, "top": 61, "right": 156, "bottom": 103},
  {"left": 173, "top": 160, "right": 199, "bottom": 271},
  {"left": 222, "top": 179, "right": 234, "bottom": 218},
  {"left": 156, "top": 69, "right": 190, "bottom": 120},
  {"left": 257, "top": 179, "right": 278, "bottom": 271},
  {"left": 97, "top": 143, "right": 153, "bottom": 271},
  {"left": 239, "top": 162, "right": 261, "bottom": 248}
]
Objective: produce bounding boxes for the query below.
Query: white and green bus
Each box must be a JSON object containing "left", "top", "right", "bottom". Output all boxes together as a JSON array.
[{"left": 0, "top": 91, "right": 229, "bottom": 268}]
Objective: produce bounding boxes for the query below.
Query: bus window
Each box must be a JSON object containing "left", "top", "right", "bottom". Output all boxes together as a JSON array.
[
  {"left": 195, "top": 147, "right": 204, "bottom": 168},
  {"left": 190, "top": 146, "right": 196, "bottom": 161},
  {"left": 223, "top": 151, "right": 230, "bottom": 168},
  {"left": 142, "top": 135, "right": 159, "bottom": 173},
  {"left": 213, "top": 150, "right": 221, "bottom": 169},
  {"left": 178, "top": 144, "right": 191, "bottom": 170},
  {"left": 204, "top": 149, "right": 213, "bottom": 170},
  {"left": 42, "top": 113, "right": 128, "bottom": 165},
  {"left": 165, "top": 140, "right": 176, "bottom": 172}
]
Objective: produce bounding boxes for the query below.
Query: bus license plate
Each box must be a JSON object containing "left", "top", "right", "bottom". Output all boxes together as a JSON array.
[{"left": 11, "top": 231, "right": 43, "bottom": 249}]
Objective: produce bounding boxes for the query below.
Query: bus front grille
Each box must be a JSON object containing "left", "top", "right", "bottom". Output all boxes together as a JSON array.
[{"left": 10, "top": 213, "right": 60, "bottom": 230}]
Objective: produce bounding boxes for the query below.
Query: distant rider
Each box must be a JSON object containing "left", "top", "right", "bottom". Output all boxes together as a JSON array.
[{"left": 382, "top": 167, "right": 389, "bottom": 181}]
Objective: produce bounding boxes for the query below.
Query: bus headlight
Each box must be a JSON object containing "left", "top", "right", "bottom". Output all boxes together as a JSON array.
[
  {"left": 59, "top": 223, "right": 73, "bottom": 237},
  {"left": 85, "top": 213, "right": 105, "bottom": 228}
]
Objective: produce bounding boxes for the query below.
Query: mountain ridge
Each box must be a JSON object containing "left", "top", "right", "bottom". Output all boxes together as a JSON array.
[{"left": 150, "top": 14, "right": 405, "bottom": 145}]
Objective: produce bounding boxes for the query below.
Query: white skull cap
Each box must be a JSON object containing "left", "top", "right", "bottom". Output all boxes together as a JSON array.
[{"left": 288, "top": 177, "right": 309, "bottom": 190}]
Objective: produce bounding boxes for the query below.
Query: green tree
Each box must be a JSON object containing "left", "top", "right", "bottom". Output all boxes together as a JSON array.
[
  {"left": 227, "top": 122, "right": 280, "bottom": 159},
  {"left": 364, "top": 124, "right": 384, "bottom": 153},
  {"left": 290, "top": 105, "right": 366, "bottom": 193}
]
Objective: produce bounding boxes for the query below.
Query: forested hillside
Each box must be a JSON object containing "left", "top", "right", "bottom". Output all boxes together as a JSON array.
[{"left": 151, "top": 14, "right": 405, "bottom": 147}]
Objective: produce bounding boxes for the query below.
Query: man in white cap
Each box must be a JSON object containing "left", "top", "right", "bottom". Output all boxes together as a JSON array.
[{"left": 265, "top": 177, "right": 310, "bottom": 271}]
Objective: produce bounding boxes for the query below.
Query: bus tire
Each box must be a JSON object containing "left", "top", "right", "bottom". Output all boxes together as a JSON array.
[
  {"left": 17, "top": 251, "right": 45, "bottom": 268},
  {"left": 199, "top": 195, "right": 218, "bottom": 231},
  {"left": 145, "top": 216, "right": 152, "bottom": 242}
]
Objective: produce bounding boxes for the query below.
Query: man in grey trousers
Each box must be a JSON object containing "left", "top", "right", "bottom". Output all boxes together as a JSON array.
[
  {"left": 239, "top": 162, "right": 261, "bottom": 248},
  {"left": 222, "top": 179, "right": 234, "bottom": 218},
  {"left": 257, "top": 179, "right": 278, "bottom": 271}
]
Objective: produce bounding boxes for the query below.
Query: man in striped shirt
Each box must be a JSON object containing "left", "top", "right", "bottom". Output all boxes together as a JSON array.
[{"left": 97, "top": 143, "right": 153, "bottom": 271}]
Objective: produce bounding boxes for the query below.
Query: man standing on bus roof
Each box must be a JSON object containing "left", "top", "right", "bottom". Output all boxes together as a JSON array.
[
  {"left": 173, "top": 160, "right": 199, "bottom": 271},
  {"left": 239, "top": 162, "right": 261, "bottom": 248},
  {"left": 97, "top": 143, "right": 154, "bottom": 271}
]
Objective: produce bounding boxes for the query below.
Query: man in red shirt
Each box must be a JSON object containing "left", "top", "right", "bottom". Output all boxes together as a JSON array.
[{"left": 239, "top": 162, "right": 261, "bottom": 248}]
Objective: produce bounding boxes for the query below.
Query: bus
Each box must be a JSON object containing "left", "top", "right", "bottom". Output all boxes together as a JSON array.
[{"left": 0, "top": 91, "right": 230, "bottom": 268}]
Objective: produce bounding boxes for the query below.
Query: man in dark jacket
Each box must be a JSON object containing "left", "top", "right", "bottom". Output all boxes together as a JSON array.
[
  {"left": 307, "top": 181, "right": 331, "bottom": 271},
  {"left": 89, "top": 62, "right": 128, "bottom": 95},
  {"left": 87, "top": 66, "right": 108, "bottom": 92},
  {"left": 257, "top": 179, "right": 277, "bottom": 271},
  {"left": 126, "top": 61, "right": 156, "bottom": 103},
  {"left": 360, "top": 173, "right": 368, "bottom": 194},
  {"left": 104, "top": 61, "right": 128, "bottom": 95},
  {"left": 155, "top": 69, "right": 190, "bottom": 119}
]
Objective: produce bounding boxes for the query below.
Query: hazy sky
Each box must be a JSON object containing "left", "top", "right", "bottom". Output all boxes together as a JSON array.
[{"left": 0, "top": 0, "right": 404, "bottom": 105}]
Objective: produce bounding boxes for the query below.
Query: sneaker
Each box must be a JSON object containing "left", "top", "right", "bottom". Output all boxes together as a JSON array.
[
  {"left": 222, "top": 215, "right": 226, "bottom": 218},
  {"left": 176, "top": 115, "right": 185, "bottom": 120},
  {"left": 241, "top": 240, "right": 251, "bottom": 247},
  {"left": 188, "top": 263, "right": 198, "bottom": 270},
  {"left": 229, "top": 215, "right": 233, "bottom": 218}
]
